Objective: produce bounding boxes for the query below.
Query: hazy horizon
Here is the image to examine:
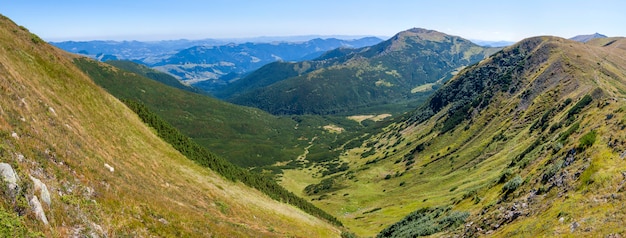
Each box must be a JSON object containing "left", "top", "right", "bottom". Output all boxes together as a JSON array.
[{"left": 3, "top": 0, "right": 624, "bottom": 42}]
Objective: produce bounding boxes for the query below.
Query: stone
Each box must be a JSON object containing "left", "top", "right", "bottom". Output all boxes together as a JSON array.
[
  {"left": 29, "top": 196, "right": 49, "bottom": 225},
  {"left": 559, "top": 217, "right": 565, "bottom": 223},
  {"left": 48, "top": 107, "right": 57, "bottom": 116},
  {"left": 0, "top": 163, "right": 19, "bottom": 195},
  {"left": 11, "top": 132, "right": 18, "bottom": 139},
  {"left": 30, "top": 175, "right": 51, "bottom": 206},
  {"left": 104, "top": 163, "right": 114, "bottom": 173},
  {"left": 16, "top": 153, "right": 25, "bottom": 162},
  {"left": 570, "top": 221, "right": 579, "bottom": 232}
]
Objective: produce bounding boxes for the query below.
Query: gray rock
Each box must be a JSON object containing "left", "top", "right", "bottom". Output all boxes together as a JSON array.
[
  {"left": 570, "top": 221, "right": 579, "bottom": 232},
  {"left": 16, "top": 153, "right": 25, "bottom": 162},
  {"left": 0, "top": 163, "right": 19, "bottom": 195},
  {"left": 29, "top": 196, "right": 49, "bottom": 225},
  {"left": 30, "top": 175, "right": 51, "bottom": 206}
]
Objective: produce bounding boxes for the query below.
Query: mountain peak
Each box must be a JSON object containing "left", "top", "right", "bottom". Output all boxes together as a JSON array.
[
  {"left": 570, "top": 32, "right": 608, "bottom": 42},
  {"left": 394, "top": 27, "right": 447, "bottom": 40}
]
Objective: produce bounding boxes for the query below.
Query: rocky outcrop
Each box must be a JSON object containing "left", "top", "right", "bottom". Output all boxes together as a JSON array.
[
  {"left": 30, "top": 175, "right": 51, "bottom": 207},
  {"left": 29, "top": 195, "right": 49, "bottom": 225},
  {"left": 0, "top": 162, "right": 19, "bottom": 196}
]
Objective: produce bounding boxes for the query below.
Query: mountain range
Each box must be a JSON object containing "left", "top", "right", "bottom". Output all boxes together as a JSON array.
[
  {"left": 4, "top": 12, "right": 626, "bottom": 238},
  {"left": 223, "top": 28, "right": 501, "bottom": 115},
  {"left": 53, "top": 37, "right": 384, "bottom": 91}
]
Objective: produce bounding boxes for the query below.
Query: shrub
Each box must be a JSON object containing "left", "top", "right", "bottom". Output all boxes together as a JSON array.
[
  {"left": 566, "top": 95, "right": 593, "bottom": 119},
  {"left": 503, "top": 175, "right": 523, "bottom": 193},
  {"left": 377, "top": 207, "right": 469, "bottom": 237},
  {"left": 578, "top": 130, "right": 597, "bottom": 150}
]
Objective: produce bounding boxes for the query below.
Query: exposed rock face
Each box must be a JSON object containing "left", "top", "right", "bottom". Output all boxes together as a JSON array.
[
  {"left": 29, "top": 195, "right": 49, "bottom": 225},
  {"left": 0, "top": 163, "right": 19, "bottom": 195},
  {"left": 30, "top": 175, "right": 51, "bottom": 206}
]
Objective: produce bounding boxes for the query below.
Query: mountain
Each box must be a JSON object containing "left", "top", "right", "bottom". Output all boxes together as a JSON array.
[
  {"left": 0, "top": 15, "right": 342, "bottom": 236},
  {"left": 570, "top": 33, "right": 607, "bottom": 42},
  {"left": 51, "top": 38, "right": 228, "bottom": 61},
  {"left": 227, "top": 28, "right": 500, "bottom": 115},
  {"left": 150, "top": 37, "right": 384, "bottom": 89},
  {"left": 105, "top": 60, "right": 205, "bottom": 94},
  {"left": 278, "top": 36, "right": 626, "bottom": 236}
]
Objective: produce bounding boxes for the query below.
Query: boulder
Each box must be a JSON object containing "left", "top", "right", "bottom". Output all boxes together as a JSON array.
[
  {"left": 30, "top": 175, "right": 51, "bottom": 206},
  {"left": 29, "top": 195, "right": 49, "bottom": 225},
  {"left": 0, "top": 163, "right": 19, "bottom": 195}
]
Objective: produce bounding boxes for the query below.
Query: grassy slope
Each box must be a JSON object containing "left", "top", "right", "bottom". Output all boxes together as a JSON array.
[
  {"left": 0, "top": 15, "right": 340, "bottom": 237},
  {"left": 280, "top": 36, "right": 626, "bottom": 236}
]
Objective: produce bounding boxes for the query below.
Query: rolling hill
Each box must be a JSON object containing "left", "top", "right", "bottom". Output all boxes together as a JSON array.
[
  {"left": 0, "top": 15, "right": 342, "bottom": 237},
  {"left": 278, "top": 35, "right": 626, "bottom": 236},
  {"left": 227, "top": 28, "right": 501, "bottom": 115}
]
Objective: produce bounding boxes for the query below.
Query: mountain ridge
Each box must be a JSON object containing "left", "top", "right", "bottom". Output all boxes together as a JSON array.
[
  {"left": 278, "top": 35, "right": 626, "bottom": 236},
  {"left": 226, "top": 28, "right": 501, "bottom": 115}
]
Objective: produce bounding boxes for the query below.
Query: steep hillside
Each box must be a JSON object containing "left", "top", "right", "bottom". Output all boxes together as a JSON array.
[
  {"left": 229, "top": 28, "right": 500, "bottom": 115},
  {"left": 0, "top": 15, "right": 341, "bottom": 237},
  {"left": 279, "top": 36, "right": 626, "bottom": 236}
]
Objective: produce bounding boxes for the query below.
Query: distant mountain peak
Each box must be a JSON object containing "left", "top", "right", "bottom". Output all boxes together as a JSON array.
[
  {"left": 385, "top": 28, "right": 468, "bottom": 52},
  {"left": 570, "top": 32, "right": 608, "bottom": 42}
]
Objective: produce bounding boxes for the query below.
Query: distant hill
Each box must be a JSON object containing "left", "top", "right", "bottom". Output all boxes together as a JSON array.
[
  {"left": 105, "top": 60, "right": 205, "bottom": 94},
  {"left": 570, "top": 32, "right": 607, "bottom": 42},
  {"left": 149, "top": 37, "right": 384, "bottom": 89},
  {"left": 226, "top": 28, "right": 500, "bottom": 115}
]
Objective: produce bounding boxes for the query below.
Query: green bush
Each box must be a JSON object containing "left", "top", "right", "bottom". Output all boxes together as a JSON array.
[
  {"left": 502, "top": 175, "right": 523, "bottom": 193},
  {"left": 578, "top": 130, "right": 597, "bottom": 150},
  {"left": 377, "top": 207, "right": 469, "bottom": 237},
  {"left": 566, "top": 95, "right": 592, "bottom": 119},
  {"left": 0, "top": 206, "right": 42, "bottom": 237}
]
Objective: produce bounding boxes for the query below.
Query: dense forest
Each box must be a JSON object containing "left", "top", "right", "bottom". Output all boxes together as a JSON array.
[{"left": 122, "top": 99, "right": 343, "bottom": 226}]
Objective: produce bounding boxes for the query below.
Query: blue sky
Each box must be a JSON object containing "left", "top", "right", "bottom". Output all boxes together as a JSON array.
[{"left": 2, "top": 0, "right": 624, "bottom": 42}]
